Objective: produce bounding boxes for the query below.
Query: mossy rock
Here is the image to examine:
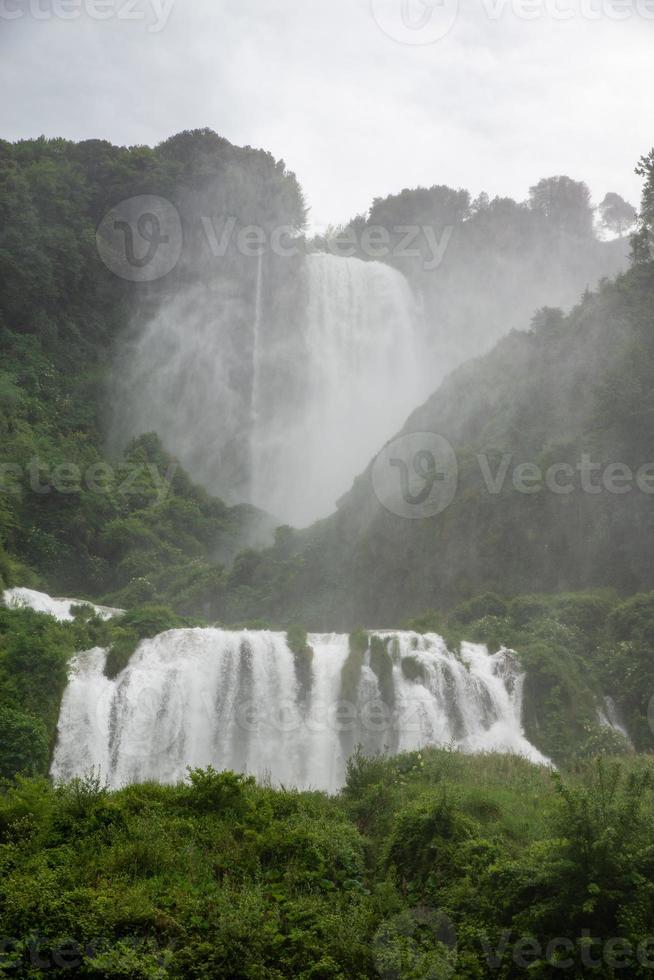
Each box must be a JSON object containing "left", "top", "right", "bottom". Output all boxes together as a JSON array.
[
  {"left": 341, "top": 631, "right": 369, "bottom": 703},
  {"left": 104, "top": 630, "right": 140, "bottom": 679},
  {"left": 287, "top": 625, "right": 314, "bottom": 700},
  {"left": 401, "top": 655, "right": 427, "bottom": 684},
  {"left": 369, "top": 635, "right": 394, "bottom": 707}
]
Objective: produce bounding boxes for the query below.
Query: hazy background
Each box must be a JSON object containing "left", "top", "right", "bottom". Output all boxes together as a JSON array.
[{"left": 0, "top": 0, "right": 650, "bottom": 231}]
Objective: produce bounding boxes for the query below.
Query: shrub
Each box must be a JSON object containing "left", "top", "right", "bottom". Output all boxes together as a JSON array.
[
  {"left": 0, "top": 706, "right": 49, "bottom": 779},
  {"left": 185, "top": 766, "right": 254, "bottom": 816}
]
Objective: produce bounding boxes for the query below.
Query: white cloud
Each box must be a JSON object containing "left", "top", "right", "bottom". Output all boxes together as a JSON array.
[{"left": 0, "top": 0, "right": 649, "bottom": 227}]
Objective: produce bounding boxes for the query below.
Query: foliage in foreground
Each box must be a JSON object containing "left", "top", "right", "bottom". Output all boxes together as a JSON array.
[{"left": 0, "top": 753, "right": 652, "bottom": 977}]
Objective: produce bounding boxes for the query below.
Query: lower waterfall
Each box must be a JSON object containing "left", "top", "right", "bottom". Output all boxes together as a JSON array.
[{"left": 51, "top": 629, "right": 549, "bottom": 793}]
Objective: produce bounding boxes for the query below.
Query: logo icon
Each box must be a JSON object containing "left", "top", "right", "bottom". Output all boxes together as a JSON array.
[
  {"left": 371, "top": 0, "right": 459, "bottom": 45},
  {"left": 373, "top": 906, "right": 458, "bottom": 978},
  {"left": 372, "top": 431, "right": 458, "bottom": 519},
  {"left": 96, "top": 195, "right": 182, "bottom": 282}
]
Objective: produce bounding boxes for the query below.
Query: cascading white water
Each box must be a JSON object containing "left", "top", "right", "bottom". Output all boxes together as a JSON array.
[
  {"left": 51, "top": 629, "right": 549, "bottom": 793},
  {"left": 250, "top": 249, "right": 264, "bottom": 434},
  {"left": 110, "top": 252, "right": 428, "bottom": 527},
  {"left": 2, "top": 587, "right": 123, "bottom": 622},
  {"left": 598, "top": 696, "right": 631, "bottom": 742},
  {"left": 250, "top": 253, "right": 428, "bottom": 525},
  {"left": 110, "top": 279, "right": 256, "bottom": 504}
]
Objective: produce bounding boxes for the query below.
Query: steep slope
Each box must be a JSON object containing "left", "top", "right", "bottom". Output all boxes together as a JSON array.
[
  {"left": 224, "top": 261, "right": 654, "bottom": 629},
  {"left": 333, "top": 178, "right": 630, "bottom": 383},
  {"left": 0, "top": 130, "right": 303, "bottom": 601}
]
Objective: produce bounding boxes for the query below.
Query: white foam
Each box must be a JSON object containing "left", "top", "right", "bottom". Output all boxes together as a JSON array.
[
  {"left": 52, "top": 628, "right": 550, "bottom": 792},
  {"left": 3, "top": 587, "right": 123, "bottom": 622}
]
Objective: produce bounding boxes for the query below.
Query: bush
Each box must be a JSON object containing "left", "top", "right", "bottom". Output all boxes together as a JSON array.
[
  {"left": 104, "top": 605, "right": 186, "bottom": 679},
  {"left": 450, "top": 592, "right": 508, "bottom": 625},
  {"left": 184, "top": 766, "right": 254, "bottom": 815},
  {"left": 0, "top": 705, "right": 49, "bottom": 779}
]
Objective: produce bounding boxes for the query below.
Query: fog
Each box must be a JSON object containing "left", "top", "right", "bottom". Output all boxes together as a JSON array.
[
  {"left": 109, "top": 162, "right": 629, "bottom": 527},
  {"left": 2, "top": 0, "right": 647, "bottom": 524}
]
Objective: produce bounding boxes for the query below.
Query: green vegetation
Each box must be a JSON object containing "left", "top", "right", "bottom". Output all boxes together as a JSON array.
[
  {"left": 0, "top": 130, "right": 303, "bottom": 608},
  {"left": 0, "top": 605, "right": 92, "bottom": 778},
  {"left": 2, "top": 585, "right": 650, "bottom": 781},
  {"left": 211, "top": 149, "right": 654, "bottom": 633},
  {"left": 287, "top": 625, "right": 314, "bottom": 701},
  {"left": 103, "top": 605, "right": 189, "bottom": 679},
  {"left": 226, "top": 258, "right": 654, "bottom": 631},
  {"left": 315, "top": 174, "right": 628, "bottom": 383},
  {"left": 1, "top": 130, "right": 654, "bottom": 977},
  {"left": 0, "top": 601, "right": 196, "bottom": 779},
  {"left": 404, "top": 589, "right": 651, "bottom": 764},
  {"left": 632, "top": 148, "right": 654, "bottom": 262},
  {"left": 0, "top": 752, "right": 652, "bottom": 977}
]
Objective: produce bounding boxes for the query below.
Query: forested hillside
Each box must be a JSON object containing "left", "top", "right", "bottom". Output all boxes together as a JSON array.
[
  {"left": 2, "top": 130, "right": 635, "bottom": 617},
  {"left": 3, "top": 2, "right": 654, "bottom": 974},
  {"left": 227, "top": 152, "right": 654, "bottom": 632},
  {"left": 0, "top": 130, "right": 304, "bottom": 605},
  {"left": 318, "top": 175, "right": 630, "bottom": 379}
]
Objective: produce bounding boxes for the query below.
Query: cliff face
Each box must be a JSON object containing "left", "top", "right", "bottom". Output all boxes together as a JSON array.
[{"left": 226, "top": 262, "right": 654, "bottom": 631}]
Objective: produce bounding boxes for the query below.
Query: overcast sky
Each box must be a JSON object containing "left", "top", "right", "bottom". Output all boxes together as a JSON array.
[{"left": 0, "top": 0, "right": 651, "bottom": 230}]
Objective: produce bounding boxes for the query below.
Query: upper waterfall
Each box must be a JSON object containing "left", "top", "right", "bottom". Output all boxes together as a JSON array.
[
  {"left": 251, "top": 253, "right": 428, "bottom": 525},
  {"left": 51, "top": 628, "right": 549, "bottom": 794},
  {"left": 109, "top": 252, "right": 428, "bottom": 527}
]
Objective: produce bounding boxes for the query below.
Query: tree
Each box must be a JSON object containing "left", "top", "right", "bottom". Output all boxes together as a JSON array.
[
  {"left": 597, "top": 192, "right": 637, "bottom": 236},
  {"left": 0, "top": 706, "right": 49, "bottom": 779},
  {"left": 632, "top": 148, "right": 654, "bottom": 263},
  {"left": 529, "top": 175, "right": 594, "bottom": 238}
]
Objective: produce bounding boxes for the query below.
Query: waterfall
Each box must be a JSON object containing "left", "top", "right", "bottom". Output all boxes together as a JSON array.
[
  {"left": 51, "top": 629, "right": 549, "bottom": 794},
  {"left": 598, "top": 696, "right": 631, "bottom": 742},
  {"left": 110, "top": 253, "right": 427, "bottom": 527},
  {"left": 250, "top": 253, "right": 428, "bottom": 525},
  {"left": 3, "top": 587, "right": 123, "bottom": 622},
  {"left": 250, "top": 249, "right": 264, "bottom": 433}
]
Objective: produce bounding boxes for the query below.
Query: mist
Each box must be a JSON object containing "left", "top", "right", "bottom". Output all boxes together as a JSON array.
[{"left": 108, "top": 163, "right": 629, "bottom": 527}]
